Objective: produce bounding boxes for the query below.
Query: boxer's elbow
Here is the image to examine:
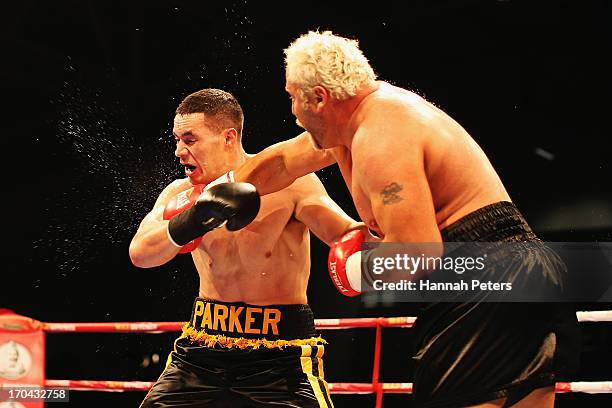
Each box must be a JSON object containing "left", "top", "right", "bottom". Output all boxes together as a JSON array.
[{"left": 129, "top": 239, "right": 160, "bottom": 269}]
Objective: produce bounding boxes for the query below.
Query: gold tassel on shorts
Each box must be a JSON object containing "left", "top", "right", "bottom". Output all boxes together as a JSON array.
[{"left": 181, "top": 324, "right": 326, "bottom": 350}]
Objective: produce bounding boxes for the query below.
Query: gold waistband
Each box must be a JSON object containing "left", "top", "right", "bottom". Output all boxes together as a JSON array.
[{"left": 181, "top": 324, "right": 326, "bottom": 350}]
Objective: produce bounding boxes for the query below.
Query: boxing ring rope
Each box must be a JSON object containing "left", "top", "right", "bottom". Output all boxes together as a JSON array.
[
  {"left": 42, "top": 316, "right": 418, "bottom": 333},
  {"left": 41, "top": 379, "right": 612, "bottom": 394},
  {"left": 42, "top": 311, "right": 612, "bottom": 406}
]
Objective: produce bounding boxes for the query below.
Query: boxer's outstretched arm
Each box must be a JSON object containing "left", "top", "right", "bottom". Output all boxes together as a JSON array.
[
  {"left": 234, "top": 132, "right": 337, "bottom": 196},
  {"left": 292, "top": 173, "right": 365, "bottom": 247},
  {"left": 129, "top": 179, "right": 191, "bottom": 268}
]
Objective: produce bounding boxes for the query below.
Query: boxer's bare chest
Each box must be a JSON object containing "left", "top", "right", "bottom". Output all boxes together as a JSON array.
[
  {"left": 196, "top": 190, "right": 298, "bottom": 270},
  {"left": 334, "top": 148, "right": 383, "bottom": 237}
]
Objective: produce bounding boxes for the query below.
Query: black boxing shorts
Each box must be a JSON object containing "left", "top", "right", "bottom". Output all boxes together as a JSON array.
[
  {"left": 411, "top": 202, "right": 581, "bottom": 407},
  {"left": 140, "top": 297, "right": 333, "bottom": 408}
]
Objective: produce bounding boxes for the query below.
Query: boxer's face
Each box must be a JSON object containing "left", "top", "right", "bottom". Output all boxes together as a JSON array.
[
  {"left": 286, "top": 80, "right": 328, "bottom": 150},
  {"left": 173, "top": 113, "right": 232, "bottom": 185}
]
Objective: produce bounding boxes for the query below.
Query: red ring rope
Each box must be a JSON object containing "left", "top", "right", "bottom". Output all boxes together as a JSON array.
[
  {"left": 41, "top": 312, "right": 610, "bottom": 333},
  {"left": 42, "top": 380, "right": 612, "bottom": 394}
]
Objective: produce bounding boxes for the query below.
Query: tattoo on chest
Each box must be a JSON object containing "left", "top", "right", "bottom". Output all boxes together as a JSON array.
[{"left": 380, "top": 182, "right": 404, "bottom": 205}]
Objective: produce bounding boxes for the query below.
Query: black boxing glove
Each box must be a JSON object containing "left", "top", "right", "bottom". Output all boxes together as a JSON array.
[{"left": 167, "top": 182, "right": 260, "bottom": 246}]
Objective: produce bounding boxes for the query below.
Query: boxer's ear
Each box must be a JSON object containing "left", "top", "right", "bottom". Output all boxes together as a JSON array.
[
  {"left": 223, "top": 128, "right": 239, "bottom": 146},
  {"left": 312, "top": 86, "right": 329, "bottom": 112}
]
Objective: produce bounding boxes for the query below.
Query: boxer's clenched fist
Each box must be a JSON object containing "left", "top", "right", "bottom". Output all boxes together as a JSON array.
[
  {"left": 328, "top": 229, "right": 365, "bottom": 297},
  {"left": 166, "top": 182, "right": 261, "bottom": 247}
]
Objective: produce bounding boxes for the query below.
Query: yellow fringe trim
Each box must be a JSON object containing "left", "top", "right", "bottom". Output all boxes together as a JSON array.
[{"left": 181, "top": 324, "right": 327, "bottom": 350}]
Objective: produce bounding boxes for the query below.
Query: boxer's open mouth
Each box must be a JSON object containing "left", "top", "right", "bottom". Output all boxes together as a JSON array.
[{"left": 184, "top": 164, "right": 197, "bottom": 176}]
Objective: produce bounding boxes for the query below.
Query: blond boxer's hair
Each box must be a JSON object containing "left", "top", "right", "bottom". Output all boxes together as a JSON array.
[{"left": 284, "top": 31, "right": 377, "bottom": 103}]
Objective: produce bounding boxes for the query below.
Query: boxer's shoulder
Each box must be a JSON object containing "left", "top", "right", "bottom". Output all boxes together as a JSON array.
[
  {"left": 163, "top": 177, "right": 192, "bottom": 193},
  {"left": 352, "top": 105, "right": 426, "bottom": 167},
  {"left": 254, "top": 173, "right": 324, "bottom": 218},
  {"left": 155, "top": 178, "right": 194, "bottom": 206},
  {"left": 246, "top": 178, "right": 299, "bottom": 218},
  {"left": 286, "top": 172, "right": 326, "bottom": 198}
]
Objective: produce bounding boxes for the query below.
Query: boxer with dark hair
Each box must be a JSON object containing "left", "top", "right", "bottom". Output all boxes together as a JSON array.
[{"left": 130, "top": 88, "right": 363, "bottom": 407}]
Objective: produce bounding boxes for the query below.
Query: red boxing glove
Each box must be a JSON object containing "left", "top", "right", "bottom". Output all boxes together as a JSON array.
[
  {"left": 163, "top": 184, "right": 206, "bottom": 253},
  {"left": 328, "top": 229, "right": 365, "bottom": 297}
]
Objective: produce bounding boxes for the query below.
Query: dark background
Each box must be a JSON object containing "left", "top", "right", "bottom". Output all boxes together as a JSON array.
[{"left": 5, "top": 0, "right": 612, "bottom": 407}]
